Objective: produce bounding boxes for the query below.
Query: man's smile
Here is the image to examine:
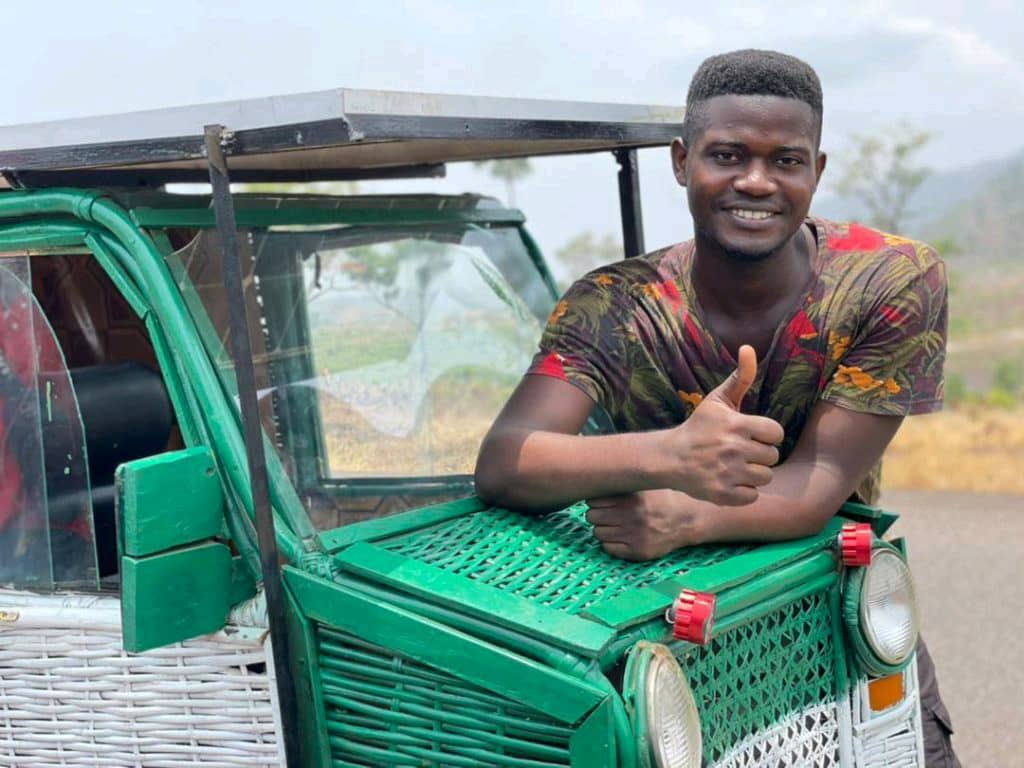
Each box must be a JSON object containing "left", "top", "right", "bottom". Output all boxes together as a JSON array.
[{"left": 728, "top": 208, "right": 779, "bottom": 222}]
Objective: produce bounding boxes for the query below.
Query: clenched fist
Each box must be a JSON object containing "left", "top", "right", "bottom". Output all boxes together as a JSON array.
[{"left": 656, "top": 345, "right": 784, "bottom": 505}]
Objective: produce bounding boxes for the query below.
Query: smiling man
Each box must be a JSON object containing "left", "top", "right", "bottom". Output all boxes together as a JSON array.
[{"left": 475, "top": 49, "right": 956, "bottom": 766}]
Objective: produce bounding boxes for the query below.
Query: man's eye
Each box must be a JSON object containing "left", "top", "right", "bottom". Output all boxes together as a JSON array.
[
  {"left": 712, "top": 151, "right": 738, "bottom": 163},
  {"left": 777, "top": 156, "right": 803, "bottom": 167}
]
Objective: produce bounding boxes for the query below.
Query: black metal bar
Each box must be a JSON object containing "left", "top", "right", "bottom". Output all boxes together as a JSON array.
[
  {"left": 204, "top": 124, "right": 301, "bottom": 768},
  {"left": 615, "top": 148, "right": 645, "bottom": 257},
  {"left": 9, "top": 163, "right": 447, "bottom": 188}
]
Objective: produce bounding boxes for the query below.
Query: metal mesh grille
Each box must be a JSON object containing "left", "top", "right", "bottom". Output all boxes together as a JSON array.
[
  {"left": 316, "top": 625, "right": 573, "bottom": 767},
  {"left": 381, "top": 504, "right": 750, "bottom": 613},
  {"left": 675, "top": 590, "right": 839, "bottom": 766}
]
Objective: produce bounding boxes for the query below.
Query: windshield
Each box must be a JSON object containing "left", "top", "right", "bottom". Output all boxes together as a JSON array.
[{"left": 165, "top": 219, "right": 553, "bottom": 526}]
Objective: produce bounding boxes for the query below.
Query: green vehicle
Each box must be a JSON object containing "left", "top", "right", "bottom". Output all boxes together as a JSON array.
[{"left": 0, "top": 89, "right": 924, "bottom": 767}]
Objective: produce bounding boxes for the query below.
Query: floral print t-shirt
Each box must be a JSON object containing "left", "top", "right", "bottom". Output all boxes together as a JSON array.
[{"left": 527, "top": 218, "right": 948, "bottom": 504}]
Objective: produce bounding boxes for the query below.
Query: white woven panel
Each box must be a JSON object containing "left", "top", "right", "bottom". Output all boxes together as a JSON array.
[
  {"left": 710, "top": 701, "right": 841, "bottom": 768},
  {"left": 0, "top": 590, "right": 284, "bottom": 767},
  {"left": 851, "top": 662, "right": 924, "bottom": 768}
]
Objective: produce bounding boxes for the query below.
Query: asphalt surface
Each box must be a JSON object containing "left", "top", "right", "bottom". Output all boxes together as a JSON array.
[{"left": 881, "top": 489, "right": 1024, "bottom": 768}]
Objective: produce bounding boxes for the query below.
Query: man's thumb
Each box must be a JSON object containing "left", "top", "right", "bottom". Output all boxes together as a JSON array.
[{"left": 712, "top": 344, "right": 757, "bottom": 409}]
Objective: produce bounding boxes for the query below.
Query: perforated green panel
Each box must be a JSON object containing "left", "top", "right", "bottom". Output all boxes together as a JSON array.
[
  {"left": 380, "top": 504, "right": 750, "bottom": 613},
  {"left": 316, "top": 626, "right": 573, "bottom": 767},
  {"left": 673, "top": 590, "right": 838, "bottom": 765}
]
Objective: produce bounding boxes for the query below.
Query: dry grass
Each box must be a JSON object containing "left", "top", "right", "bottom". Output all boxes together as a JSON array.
[{"left": 883, "top": 406, "right": 1024, "bottom": 493}]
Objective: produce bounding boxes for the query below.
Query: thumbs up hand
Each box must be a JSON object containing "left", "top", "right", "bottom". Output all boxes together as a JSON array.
[{"left": 657, "top": 345, "right": 785, "bottom": 506}]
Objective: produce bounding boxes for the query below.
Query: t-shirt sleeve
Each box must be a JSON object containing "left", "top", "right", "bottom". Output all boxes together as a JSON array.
[
  {"left": 821, "top": 254, "right": 948, "bottom": 416},
  {"left": 526, "top": 272, "right": 637, "bottom": 408}
]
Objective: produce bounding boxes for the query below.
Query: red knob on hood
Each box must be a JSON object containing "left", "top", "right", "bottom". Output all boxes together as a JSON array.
[
  {"left": 671, "top": 589, "right": 716, "bottom": 645},
  {"left": 840, "top": 522, "right": 873, "bottom": 567}
]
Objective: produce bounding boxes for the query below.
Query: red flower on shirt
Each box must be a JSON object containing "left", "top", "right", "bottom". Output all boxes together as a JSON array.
[
  {"left": 535, "top": 352, "right": 568, "bottom": 380},
  {"left": 827, "top": 223, "right": 886, "bottom": 252},
  {"left": 878, "top": 305, "right": 907, "bottom": 325},
  {"left": 683, "top": 311, "right": 703, "bottom": 350}
]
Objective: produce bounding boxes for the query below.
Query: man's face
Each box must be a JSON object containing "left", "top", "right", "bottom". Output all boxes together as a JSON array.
[{"left": 672, "top": 94, "right": 826, "bottom": 261}]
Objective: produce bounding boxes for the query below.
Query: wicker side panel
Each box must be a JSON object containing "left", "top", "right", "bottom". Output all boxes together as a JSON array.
[
  {"left": 382, "top": 504, "right": 751, "bottom": 613},
  {"left": 315, "top": 624, "right": 573, "bottom": 767},
  {"left": 0, "top": 625, "right": 281, "bottom": 767},
  {"left": 675, "top": 590, "right": 840, "bottom": 766}
]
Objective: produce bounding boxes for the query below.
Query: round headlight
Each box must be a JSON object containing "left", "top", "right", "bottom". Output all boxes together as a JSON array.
[
  {"left": 644, "top": 645, "right": 702, "bottom": 768},
  {"left": 859, "top": 548, "right": 920, "bottom": 666}
]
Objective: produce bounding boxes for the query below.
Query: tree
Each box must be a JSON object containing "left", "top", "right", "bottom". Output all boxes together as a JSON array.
[
  {"left": 834, "top": 124, "right": 931, "bottom": 233},
  {"left": 473, "top": 158, "right": 532, "bottom": 207}
]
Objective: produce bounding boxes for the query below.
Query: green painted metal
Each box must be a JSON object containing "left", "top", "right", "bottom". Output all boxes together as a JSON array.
[
  {"left": 568, "top": 698, "right": 616, "bottom": 767},
  {"left": 131, "top": 204, "right": 526, "bottom": 229},
  {"left": 334, "top": 541, "right": 615, "bottom": 658},
  {"left": 283, "top": 579, "right": 332, "bottom": 768},
  {"left": 284, "top": 566, "right": 606, "bottom": 725},
  {"left": 711, "top": 572, "right": 837, "bottom": 637},
  {"left": 0, "top": 190, "right": 312, "bottom": 578},
  {"left": 317, "top": 626, "right": 576, "bottom": 767},
  {"left": 584, "top": 518, "right": 843, "bottom": 629},
  {"left": 116, "top": 447, "right": 224, "bottom": 557},
  {"left": 121, "top": 541, "right": 233, "bottom": 652},
  {"left": 828, "top": 583, "right": 852, "bottom": 697},
  {"left": 620, "top": 644, "right": 654, "bottom": 768},
  {"left": 319, "top": 496, "right": 486, "bottom": 552},
  {"left": 840, "top": 500, "right": 899, "bottom": 536},
  {"left": 711, "top": 552, "right": 837, "bottom": 620},
  {"left": 228, "top": 555, "right": 258, "bottom": 607},
  {"left": 376, "top": 502, "right": 747, "bottom": 616}
]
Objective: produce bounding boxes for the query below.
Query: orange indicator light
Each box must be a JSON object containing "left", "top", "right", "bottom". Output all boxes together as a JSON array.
[{"left": 868, "top": 672, "right": 905, "bottom": 711}]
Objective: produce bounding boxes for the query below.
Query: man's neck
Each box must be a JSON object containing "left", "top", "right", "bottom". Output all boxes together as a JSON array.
[{"left": 691, "top": 225, "right": 814, "bottom": 319}]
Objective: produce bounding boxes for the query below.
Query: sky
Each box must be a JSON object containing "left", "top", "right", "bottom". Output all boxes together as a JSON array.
[{"left": 7, "top": 0, "right": 1022, "bottom": 278}]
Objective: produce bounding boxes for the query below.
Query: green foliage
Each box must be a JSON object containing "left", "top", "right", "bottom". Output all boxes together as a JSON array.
[
  {"left": 555, "top": 231, "right": 623, "bottom": 289},
  {"left": 943, "top": 372, "right": 967, "bottom": 406},
  {"left": 473, "top": 158, "right": 533, "bottom": 206},
  {"left": 835, "top": 123, "right": 932, "bottom": 232},
  {"left": 985, "top": 387, "right": 1018, "bottom": 409},
  {"left": 992, "top": 358, "right": 1024, "bottom": 395}
]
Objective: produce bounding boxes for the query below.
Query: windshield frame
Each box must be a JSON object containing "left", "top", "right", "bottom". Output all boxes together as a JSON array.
[{"left": 147, "top": 194, "right": 561, "bottom": 508}]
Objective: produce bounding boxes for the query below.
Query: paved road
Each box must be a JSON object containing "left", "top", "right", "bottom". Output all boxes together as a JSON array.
[{"left": 881, "top": 489, "right": 1024, "bottom": 768}]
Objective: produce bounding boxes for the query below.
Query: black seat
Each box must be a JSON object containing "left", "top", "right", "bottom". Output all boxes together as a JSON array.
[{"left": 69, "top": 362, "right": 173, "bottom": 577}]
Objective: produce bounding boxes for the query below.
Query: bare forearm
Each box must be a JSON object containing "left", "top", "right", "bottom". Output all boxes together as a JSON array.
[
  {"left": 696, "top": 460, "right": 850, "bottom": 543},
  {"left": 475, "top": 429, "right": 666, "bottom": 512}
]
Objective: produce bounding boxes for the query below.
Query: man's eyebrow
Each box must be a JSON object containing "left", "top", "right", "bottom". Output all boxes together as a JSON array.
[{"left": 775, "top": 145, "right": 812, "bottom": 155}]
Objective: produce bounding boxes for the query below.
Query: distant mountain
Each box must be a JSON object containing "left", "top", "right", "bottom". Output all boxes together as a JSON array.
[
  {"left": 812, "top": 148, "right": 1024, "bottom": 260},
  {"left": 814, "top": 147, "right": 1024, "bottom": 391}
]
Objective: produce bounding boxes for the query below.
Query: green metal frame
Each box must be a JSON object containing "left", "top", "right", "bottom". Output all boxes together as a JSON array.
[{"left": 0, "top": 190, "right": 323, "bottom": 580}]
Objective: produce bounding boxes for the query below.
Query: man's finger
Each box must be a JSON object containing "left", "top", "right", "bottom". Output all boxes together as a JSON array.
[
  {"left": 586, "top": 494, "right": 633, "bottom": 508},
  {"left": 742, "top": 463, "right": 773, "bottom": 487},
  {"left": 600, "top": 541, "right": 635, "bottom": 560},
  {"left": 709, "top": 344, "right": 757, "bottom": 410},
  {"left": 585, "top": 505, "right": 621, "bottom": 526},
  {"left": 743, "top": 440, "right": 780, "bottom": 467},
  {"left": 745, "top": 414, "right": 786, "bottom": 445},
  {"left": 591, "top": 524, "right": 624, "bottom": 542}
]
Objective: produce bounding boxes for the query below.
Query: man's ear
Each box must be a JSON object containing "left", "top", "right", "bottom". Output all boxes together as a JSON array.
[
  {"left": 671, "top": 138, "right": 688, "bottom": 187},
  {"left": 815, "top": 151, "right": 827, "bottom": 185}
]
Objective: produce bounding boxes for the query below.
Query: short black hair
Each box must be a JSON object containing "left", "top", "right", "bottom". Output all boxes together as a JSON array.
[{"left": 682, "top": 49, "right": 823, "bottom": 145}]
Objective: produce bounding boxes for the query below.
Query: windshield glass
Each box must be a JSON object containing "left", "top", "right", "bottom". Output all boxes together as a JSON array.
[
  {"left": 165, "top": 216, "right": 552, "bottom": 526},
  {"left": 0, "top": 255, "right": 97, "bottom": 589}
]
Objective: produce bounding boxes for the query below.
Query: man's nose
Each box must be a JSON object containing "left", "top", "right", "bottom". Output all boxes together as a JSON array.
[{"left": 733, "top": 161, "right": 777, "bottom": 196}]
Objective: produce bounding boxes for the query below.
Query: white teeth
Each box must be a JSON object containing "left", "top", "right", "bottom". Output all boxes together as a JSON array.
[{"left": 732, "top": 209, "right": 775, "bottom": 220}]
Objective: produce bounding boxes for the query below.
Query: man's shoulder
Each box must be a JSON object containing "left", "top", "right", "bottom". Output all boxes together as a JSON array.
[
  {"left": 566, "top": 242, "right": 691, "bottom": 297},
  {"left": 816, "top": 218, "right": 943, "bottom": 275}
]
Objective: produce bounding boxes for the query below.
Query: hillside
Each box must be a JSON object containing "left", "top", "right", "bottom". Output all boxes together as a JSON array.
[{"left": 816, "top": 147, "right": 1024, "bottom": 393}]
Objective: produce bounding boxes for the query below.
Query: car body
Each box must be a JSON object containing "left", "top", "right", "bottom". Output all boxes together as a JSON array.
[{"left": 0, "top": 89, "right": 925, "bottom": 767}]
